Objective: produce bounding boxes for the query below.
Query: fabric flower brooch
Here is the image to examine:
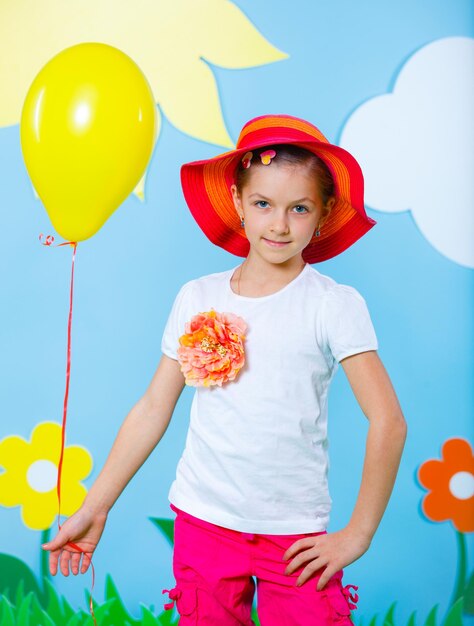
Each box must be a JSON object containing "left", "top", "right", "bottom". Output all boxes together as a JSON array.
[{"left": 177, "top": 309, "right": 247, "bottom": 387}]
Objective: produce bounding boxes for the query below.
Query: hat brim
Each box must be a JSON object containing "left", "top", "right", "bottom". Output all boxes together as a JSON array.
[{"left": 180, "top": 137, "right": 376, "bottom": 263}]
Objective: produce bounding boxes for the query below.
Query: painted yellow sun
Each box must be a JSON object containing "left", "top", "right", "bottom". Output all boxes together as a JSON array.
[
  {"left": 0, "top": 0, "right": 288, "bottom": 198},
  {"left": 0, "top": 422, "right": 93, "bottom": 530}
]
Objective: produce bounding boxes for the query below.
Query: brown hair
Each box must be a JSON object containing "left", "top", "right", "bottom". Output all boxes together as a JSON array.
[{"left": 234, "top": 144, "right": 335, "bottom": 205}]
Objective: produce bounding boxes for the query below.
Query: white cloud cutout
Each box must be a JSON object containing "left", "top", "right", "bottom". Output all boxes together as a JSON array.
[{"left": 340, "top": 37, "right": 474, "bottom": 268}]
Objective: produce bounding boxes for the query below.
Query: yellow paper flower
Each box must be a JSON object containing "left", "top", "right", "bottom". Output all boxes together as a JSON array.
[{"left": 0, "top": 422, "right": 93, "bottom": 530}]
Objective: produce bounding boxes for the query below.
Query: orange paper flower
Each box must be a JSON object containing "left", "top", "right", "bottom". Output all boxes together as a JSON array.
[
  {"left": 418, "top": 438, "right": 474, "bottom": 533},
  {"left": 177, "top": 309, "right": 247, "bottom": 387}
]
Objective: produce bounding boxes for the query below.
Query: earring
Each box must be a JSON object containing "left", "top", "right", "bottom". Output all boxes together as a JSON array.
[
  {"left": 240, "top": 217, "right": 245, "bottom": 228},
  {"left": 315, "top": 225, "right": 320, "bottom": 237}
]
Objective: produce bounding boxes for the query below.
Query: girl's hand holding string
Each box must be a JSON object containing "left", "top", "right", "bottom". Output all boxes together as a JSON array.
[
  {"left": 282, "top": 525, "right": 371, "bottom": 590},
  {"left": 42, "top": 356, "right": 186, "bottom": 578},
  {"left": 42, "top": 505, "right": 108, "bottom": 576}
]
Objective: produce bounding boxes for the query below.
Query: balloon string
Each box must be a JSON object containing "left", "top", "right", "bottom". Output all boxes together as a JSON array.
[
  {"left": 40, "top": 234, "right": 98, "bottom": 626},
  {"left": 56, "top": 239, "right": 76, "bottom": 519}
]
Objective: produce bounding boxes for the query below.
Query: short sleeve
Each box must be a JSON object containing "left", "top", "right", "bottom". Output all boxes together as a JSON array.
[
  {"left": 322, "top": 284, "right": 378, "bottom": 363},
  {"left": 161, "top": 281, "right": 194, "bottom": 360}
]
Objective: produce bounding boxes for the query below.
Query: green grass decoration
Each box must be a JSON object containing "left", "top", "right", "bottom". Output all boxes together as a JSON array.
[
  {"left": 0, "top": 597, "right": 15, "bottom": 626},
  {"left": 30, "top": 593, "right": 55, "bottom": 626},
  {"left": 14, "top": 581, "right": 26, "bottom": 616},
  {"left": 0, "top": 555, "right": 43, "bottom": 606},
  {"left": 369, "top": 613, "right": 379, "bottom": 626},
  {"left": 45, "top": 578, "right": 68, "bottom": 625},
  {"left": 87, "top": 598, "right": 116, "bottom": 625},
  {"left": 15, "top": 591, "right": 33, "bottom": 626},
  {"left": 406, "top": 610, "right": 417, "bottom": 626},
  {"left": 139, "top": 604, "right": 163, "bottom": 626},
  {"left": 62, "top": 615, "right": 82, "bottom": 626},
  {"left": 425, "top": 605, "right": 439, "bottom": 626},
  {"left": 383, "top": 601, "right": 397, "bottom": 626},
  {"left": 0, "top": 516, "right": 471, "bottom": 625},
  {"left": 148, "top": 519, "right": 174, "bottom": 548},
  {"left": 442, "top": 598, "right": 464, "bottom": 626},
  {"left": 0, "top": 581, "right": 471, "bottom": 625},
  {"left": 102, "top": 574, "right": 141, "bottom": 625}
]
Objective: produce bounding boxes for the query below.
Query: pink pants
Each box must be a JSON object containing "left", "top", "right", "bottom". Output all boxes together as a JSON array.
[{"left": 162, "top": 504, "right": 358, "bottom": 625}]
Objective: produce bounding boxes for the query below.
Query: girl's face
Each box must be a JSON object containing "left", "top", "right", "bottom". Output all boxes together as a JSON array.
[{"left": 230, "top": 162, "right": 335, "bottom": 266}]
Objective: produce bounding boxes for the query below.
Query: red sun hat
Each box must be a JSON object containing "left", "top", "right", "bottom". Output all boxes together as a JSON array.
[{"left": 180, "top": 114, "right": 376, "bottom": 263}]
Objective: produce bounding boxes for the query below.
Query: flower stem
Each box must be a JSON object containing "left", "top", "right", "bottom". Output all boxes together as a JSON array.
[
  {"left": 40, "top": 527, "right": 51, "bottom": 583},
  {"left": 451, "top": 530, "right": 467, "bottom": 607}
]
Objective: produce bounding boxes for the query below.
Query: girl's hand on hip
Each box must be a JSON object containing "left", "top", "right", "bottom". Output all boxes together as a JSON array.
[
  {"left": 41, "top": 506, "right": 108, "bottom": 577},
  {"left": 282, "top": 527, "right": 371, "bottom": 590}
]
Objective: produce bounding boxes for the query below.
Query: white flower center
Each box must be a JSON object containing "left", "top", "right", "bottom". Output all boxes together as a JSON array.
[
  {"left": 26, "top": 459, "right": 58, "bottom": 493},
  {"left": 449, "top": 471, "right": 474, "bottom": 500}
]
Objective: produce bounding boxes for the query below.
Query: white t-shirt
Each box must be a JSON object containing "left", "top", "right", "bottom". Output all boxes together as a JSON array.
[{"left": 161, "top": 263, "right": 378, "bottom": 534}]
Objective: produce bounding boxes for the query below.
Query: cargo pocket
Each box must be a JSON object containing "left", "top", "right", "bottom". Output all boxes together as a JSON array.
[
  {"left": 162, "top": 584, "right": 197, "bottom": 623},
  {"left": 324, "top": 579, "right": 358, "bottom": 625}
]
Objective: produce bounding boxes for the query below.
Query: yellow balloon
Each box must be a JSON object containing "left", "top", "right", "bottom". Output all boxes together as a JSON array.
[{"left": 20, "top": 43, "right": 157, "bottom": 242}]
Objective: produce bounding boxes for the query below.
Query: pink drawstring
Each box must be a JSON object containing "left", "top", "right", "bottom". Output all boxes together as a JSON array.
[
  {"left": 162, "top": 586, "right": 181, "bottom": 610},
  {"left": 342, "top": 584, "right": 359, "bottom": 610}
]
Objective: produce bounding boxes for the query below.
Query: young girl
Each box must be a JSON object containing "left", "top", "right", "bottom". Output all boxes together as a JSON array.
[{"left": 43, "top": 114, "right": 407, "bottom": 625}]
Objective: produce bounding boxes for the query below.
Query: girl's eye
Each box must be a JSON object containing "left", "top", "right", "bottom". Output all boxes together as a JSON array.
[
  {"left": 256, "top": 200, "right": 269, "bottom": 208},
  {"left": 293, "top": 205, "right": 308, "bottom": 214}
]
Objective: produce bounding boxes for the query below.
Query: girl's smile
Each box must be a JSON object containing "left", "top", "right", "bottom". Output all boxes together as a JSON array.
[
  {"left": 231, "top": 162, "right": 334, "bottom": 270},
  {"left": 263, "top": 237, "right": 291, "bottom": 247}
]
